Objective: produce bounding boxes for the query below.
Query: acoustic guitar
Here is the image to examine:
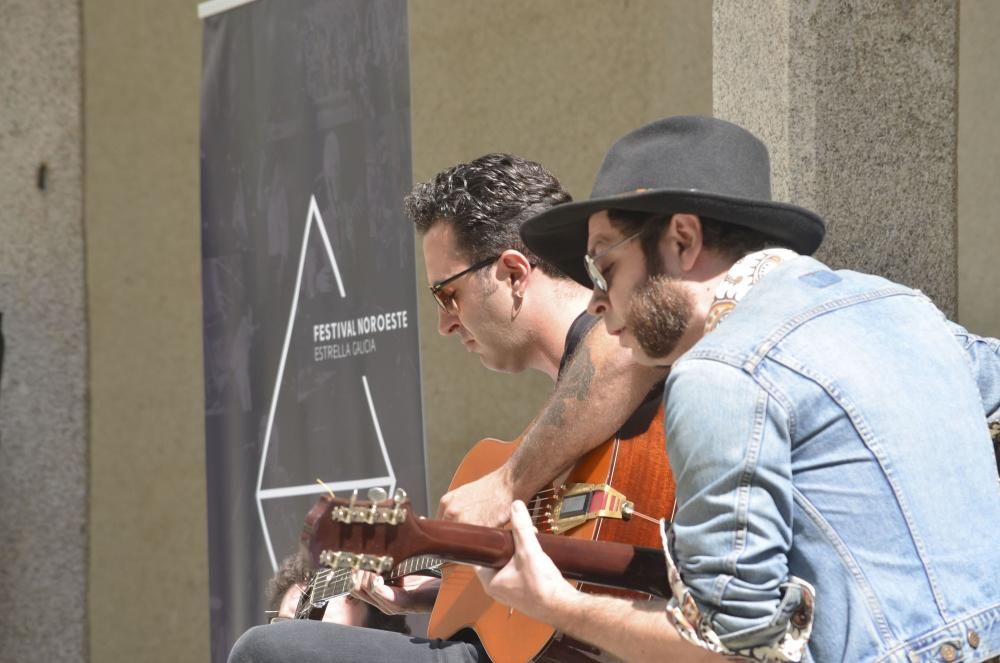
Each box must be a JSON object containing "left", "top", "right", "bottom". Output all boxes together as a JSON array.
[
  {"left": 302, "top": 399, "right": 675, "bottom": 662},
  {"left": 301, "top": 492, "right": 673, "bottom": 657},
  {"left": 434, "top": 401, "right": 674, "bottom": 662}
]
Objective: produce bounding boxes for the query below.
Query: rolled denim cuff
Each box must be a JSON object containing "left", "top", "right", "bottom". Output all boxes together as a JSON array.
[{"left": 660, "top": 520, "right": 815, "bottom": 662}]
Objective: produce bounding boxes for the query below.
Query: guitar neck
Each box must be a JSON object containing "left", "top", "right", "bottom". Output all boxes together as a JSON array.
[
  {"left": 390, "top": 554, "right": 444, "bottom": 580},
  {"left": 411, "top": 520, "right": 670, "bottom": 600},
  {"left": 308, "top": 554, "right": 443, "bottom": 605}
]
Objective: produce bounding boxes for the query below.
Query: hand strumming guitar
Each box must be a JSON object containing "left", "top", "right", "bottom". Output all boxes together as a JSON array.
[{"left": 437, "top": 464, "right": 516, "bottom": 527}]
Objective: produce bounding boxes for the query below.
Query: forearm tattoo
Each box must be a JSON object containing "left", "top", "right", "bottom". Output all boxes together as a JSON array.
[{"left": 537, "top": 346, "right": 596, "bottom": 430}]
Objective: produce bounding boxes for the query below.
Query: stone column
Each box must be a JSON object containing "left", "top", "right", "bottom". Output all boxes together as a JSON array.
[
  {"left": 0, "top": 1, "right": 87, "bottom": 662},
  {"left": 714, "top": 0, "right": 958, "bottom": 316}
]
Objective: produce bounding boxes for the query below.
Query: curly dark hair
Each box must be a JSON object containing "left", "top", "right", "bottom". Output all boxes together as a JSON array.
[
  {"left": 266, "top": 552, "right": 311, "bottom": 613},
  {"left": 404, "top": 153, "right": 573, "bottom": 278},
  {"left": 266, "top": 552, "right": 409, "bottom": 634}
]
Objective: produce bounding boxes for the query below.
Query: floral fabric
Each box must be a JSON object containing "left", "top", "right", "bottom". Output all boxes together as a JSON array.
[{"left": 704, "top": 248, "right": 798, "bottom": 333}]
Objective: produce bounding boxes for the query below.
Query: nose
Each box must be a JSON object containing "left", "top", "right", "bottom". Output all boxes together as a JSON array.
[
  {"left": 437, "top": 306, "right": 461, "bottom": 336},
  {"left": 587, "top": 289, "right": 608, "bottom": 317}
]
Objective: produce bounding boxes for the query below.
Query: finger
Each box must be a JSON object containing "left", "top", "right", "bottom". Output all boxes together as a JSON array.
[
  {"left": 438, "top": 491, "right": 462, "bottom": 520},
  {"left": 348, "top": 569, "right": 366, "bottom": 599},
  {"left": 368, "top": 581, "right": 402, "bottom": 614},
  {"left": 508, "top": 500, "right": 543, "bottom": 555},
  {"left": 351, "top": 571, "right": 382, "bottom": 606}
]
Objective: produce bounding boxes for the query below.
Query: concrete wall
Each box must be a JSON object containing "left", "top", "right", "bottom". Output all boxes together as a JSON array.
[
  {"left": 958, "top": 0, "right": 1000, "bottom": 338},
  {"left": 410, "top": 0, "right": 713, "bottom": 502},
  {"left": 0, "top": 2, "right": 86, "bottom": 661},
  {"left": 82, "top": 1, "right": 207, "bottom": 661},
  {"left": 714, "top": 0, "right": 959, "bottom": 317}
]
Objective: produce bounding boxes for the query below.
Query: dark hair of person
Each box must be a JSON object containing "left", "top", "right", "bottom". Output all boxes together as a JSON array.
[
  {"left": 266, "top": 552, "right": 410, "bottom": 635},
  {"left": 266, "top": 552, "right": 311, "bottom": 612},
  {"left": 607, "top": 209, "right": 775, "bottom": 267},
  {"left": 404, "top": 153, "right": 573, "bottom": 278}
]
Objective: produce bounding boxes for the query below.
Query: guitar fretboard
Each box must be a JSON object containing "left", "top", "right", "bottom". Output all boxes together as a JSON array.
[
  {"left": 391, "top": 554, "right": 443, "bottom": 579},
  {"left": 301, "top": 554, "right": 443, "bottom": 613}
]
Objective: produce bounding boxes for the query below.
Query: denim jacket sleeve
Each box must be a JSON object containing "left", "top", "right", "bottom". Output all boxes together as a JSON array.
[
  {"left": 948, "top": 321, "right": 1000, "bottom": 421},
  {"left": 664, "top": 357, "right": 802, "bottom": 651}
]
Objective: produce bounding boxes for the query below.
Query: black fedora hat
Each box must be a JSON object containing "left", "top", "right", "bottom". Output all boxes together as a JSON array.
[{"left": 520, "top": 116, "right": 826, "bottom": 287}]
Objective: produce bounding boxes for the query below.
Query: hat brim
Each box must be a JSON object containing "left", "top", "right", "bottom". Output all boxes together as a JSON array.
[{"left": 521, "top": 189, "right": 826, "bottom": 288}]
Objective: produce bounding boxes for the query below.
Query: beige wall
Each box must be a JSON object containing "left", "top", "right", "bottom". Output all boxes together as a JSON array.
[
  {"left": 410, "top": 0, "right": 713, "bottom": 502},
  {"left": 958, "top": 0, "right": 1000, "bottom": 338},
  {"left": 83, "top": 1, "right": 207, "bottom": 661}
]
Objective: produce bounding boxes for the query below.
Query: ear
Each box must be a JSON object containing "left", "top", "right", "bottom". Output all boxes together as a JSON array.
[
  {"left": 663, "top": 214, "right": 704, "bottom": 273},
  {"left": 495, "top": 250, "right": 533, "bottom": 297}
]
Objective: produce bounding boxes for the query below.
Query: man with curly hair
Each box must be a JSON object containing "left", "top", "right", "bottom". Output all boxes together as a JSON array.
[{"left": 229, "top": 153, "right": 669, "bottom": 663}]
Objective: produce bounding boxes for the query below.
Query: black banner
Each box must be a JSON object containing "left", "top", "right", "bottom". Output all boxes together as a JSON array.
[{"left": 199, "top": 1, "right": 425, "bottom": 659}]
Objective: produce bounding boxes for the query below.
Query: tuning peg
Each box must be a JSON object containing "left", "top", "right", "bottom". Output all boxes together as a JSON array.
[
  {"left": 349, "top": 489, "right": 358, "bottom": 508},
  {"left": 368, "top": 487, "right": 388, "bottom": 502},
  {"left": 359, "top": 554, "right": 395, "bottom": 574},
  {"left": 393, "top": 488, "right": 408, "bottom": 503}
]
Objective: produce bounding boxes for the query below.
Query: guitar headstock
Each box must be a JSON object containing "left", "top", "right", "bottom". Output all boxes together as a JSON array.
[{"left": 302, "top": 488, "right": 426, "bottom": 575}]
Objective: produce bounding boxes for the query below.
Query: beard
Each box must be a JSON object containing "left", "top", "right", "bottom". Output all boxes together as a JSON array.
[{"left": 626, "top": 274, "right": 694, "bottom": 361}]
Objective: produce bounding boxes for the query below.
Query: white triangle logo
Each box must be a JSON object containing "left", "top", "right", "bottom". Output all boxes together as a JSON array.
[{"left": 254, "top": 195, "right": 396, "bottom": 571}]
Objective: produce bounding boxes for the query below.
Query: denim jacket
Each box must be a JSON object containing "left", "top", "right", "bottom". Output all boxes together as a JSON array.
[{"left": 663, "top": 256, "right": 1000, "bottom": 663}]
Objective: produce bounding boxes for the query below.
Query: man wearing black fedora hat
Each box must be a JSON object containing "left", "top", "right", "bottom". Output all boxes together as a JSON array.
[{"left": 474, "top": 116, "right": 1000, "bottom": 662}]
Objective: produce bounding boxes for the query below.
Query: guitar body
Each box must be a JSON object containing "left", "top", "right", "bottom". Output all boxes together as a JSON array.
[{"left": 428, "top": 406, "right": 675, "bottom": 663}]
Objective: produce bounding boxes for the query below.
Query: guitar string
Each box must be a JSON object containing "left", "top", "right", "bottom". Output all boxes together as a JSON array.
[
  {"left": 531, "top": 511, "right": 660, "bottom": 527},
  {"left": 525, "top": 493, "right": 664, "bottom": 525}
]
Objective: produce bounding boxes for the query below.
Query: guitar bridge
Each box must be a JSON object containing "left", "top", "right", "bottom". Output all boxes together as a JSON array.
[{"left": 545, "top": 483, "right": 633, "bottom": 534}]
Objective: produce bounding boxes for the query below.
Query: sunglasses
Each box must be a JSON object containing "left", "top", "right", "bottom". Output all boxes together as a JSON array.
[
  {"left": 583, "top": 230, "right": 642, "bottom": 293},
  {"left": 428, "top": 255, "right": 500, "bottom": 312}
]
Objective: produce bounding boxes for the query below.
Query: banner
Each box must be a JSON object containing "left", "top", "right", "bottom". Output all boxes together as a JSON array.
[{"left": 199, "top": 1, "right": 425, "bottom": 659}]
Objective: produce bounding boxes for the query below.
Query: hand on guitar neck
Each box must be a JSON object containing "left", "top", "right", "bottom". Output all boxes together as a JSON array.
[{"left": 349, "top": 571, "right": 440, "bottom": 615}]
